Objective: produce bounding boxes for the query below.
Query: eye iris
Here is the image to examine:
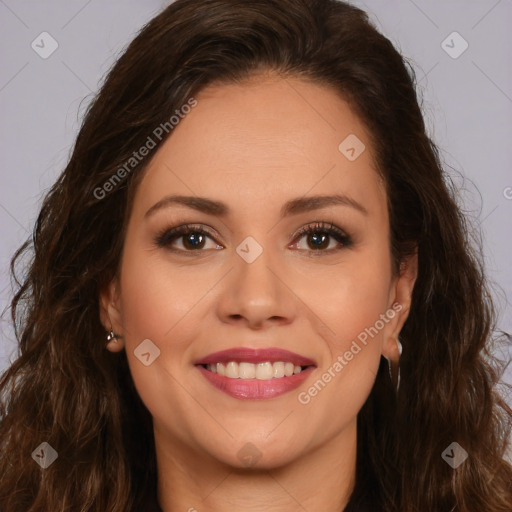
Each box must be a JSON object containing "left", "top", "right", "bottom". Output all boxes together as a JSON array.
[
  {"left": 183, "top": 232, "right": 205, "bottom": 250},
  {"left": 308, "top": 232, "right": 329, "bottom": 250}
]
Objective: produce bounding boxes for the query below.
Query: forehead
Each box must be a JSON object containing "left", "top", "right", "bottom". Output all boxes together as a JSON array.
[{"left": 131, "top": 75, "right": 386, "bottom": 221}]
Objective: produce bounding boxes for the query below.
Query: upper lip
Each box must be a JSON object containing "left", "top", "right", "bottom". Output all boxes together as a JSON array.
[{"left": 194, "top": 347, "right": 317, "bottom": 367}]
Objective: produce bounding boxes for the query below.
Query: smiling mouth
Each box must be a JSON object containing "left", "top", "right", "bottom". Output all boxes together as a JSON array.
[{"left": 199, "top": 361, "right": 311, "bottom": 379}]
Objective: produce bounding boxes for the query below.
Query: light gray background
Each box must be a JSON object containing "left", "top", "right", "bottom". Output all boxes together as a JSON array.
[{"left": 1, "top": 1, "right": 511, "bottom": 411}]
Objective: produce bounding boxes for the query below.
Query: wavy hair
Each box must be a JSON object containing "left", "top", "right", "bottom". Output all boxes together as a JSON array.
[{"left": 1, "top": 0, "right": 511, "bottom": 510}]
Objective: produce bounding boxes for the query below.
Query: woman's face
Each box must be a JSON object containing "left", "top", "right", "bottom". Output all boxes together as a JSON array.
[{"left": 101, "top": 74, "right": 415, "bottom": 469}]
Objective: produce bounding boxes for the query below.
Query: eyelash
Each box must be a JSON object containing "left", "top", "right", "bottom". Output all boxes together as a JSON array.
[{"left": 154, "top": 221, "right": 353, "bottom": 255}]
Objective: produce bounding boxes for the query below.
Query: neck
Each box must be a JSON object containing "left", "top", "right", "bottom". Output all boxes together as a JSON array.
[{"left": 154, "top": 420, "right": 357, "bottom": 512}]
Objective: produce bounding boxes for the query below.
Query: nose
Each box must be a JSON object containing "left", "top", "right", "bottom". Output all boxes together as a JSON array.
[{"left": 215, "top": 243, "right": 297, "bottom": 330}]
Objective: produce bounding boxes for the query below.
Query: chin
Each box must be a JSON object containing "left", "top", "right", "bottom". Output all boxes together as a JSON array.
[{"left": 203, "top": 433, "right": 306, "bottom": 471}]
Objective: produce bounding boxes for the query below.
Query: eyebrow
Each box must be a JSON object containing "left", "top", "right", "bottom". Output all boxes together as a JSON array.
[{"left": 144, "top": 193, "right": 368, "bottom": 219}]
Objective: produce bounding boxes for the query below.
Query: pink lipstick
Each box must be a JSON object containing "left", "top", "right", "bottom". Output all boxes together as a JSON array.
[{"left": 194, "top": 347, "right": 316, "bottom": 400}]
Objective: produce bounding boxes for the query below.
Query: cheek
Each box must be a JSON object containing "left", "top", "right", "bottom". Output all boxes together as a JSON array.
[
  {"left": 336, "top": 264, "right": 392, "bottom": 349},
  {"left": 300, "top": 245, "right": 392, "bottom": 408},
  {"left": 312, "top": 247, "right": 393, "bottom": 354},
  {"left": 117, "top": 249, "right": 213, "bottom": 437},
  {"left": 118, "top": 246, "right": 208, "bottom": 344}
]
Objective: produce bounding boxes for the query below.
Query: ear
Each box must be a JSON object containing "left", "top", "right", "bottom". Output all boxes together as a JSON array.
[
  {"left": 99, "top": 278, "right": 124, "bottom": 353},
  {"left": 382, "top": 250, "right": 418, "bottom": 363}
]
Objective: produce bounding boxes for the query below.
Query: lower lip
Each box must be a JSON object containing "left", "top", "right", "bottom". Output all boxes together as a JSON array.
[{"left": 196, "top": 365, "right": 315, "bottom": 400}]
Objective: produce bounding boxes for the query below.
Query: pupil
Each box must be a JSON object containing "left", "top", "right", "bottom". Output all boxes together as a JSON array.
[
  {"left": 310, "top": 232, "right": 328, "bottom": 249},
  {"left": 185, "top": 232, "right": 204, "bottom": 249}
]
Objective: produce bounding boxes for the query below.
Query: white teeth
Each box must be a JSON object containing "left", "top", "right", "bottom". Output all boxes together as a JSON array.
[
  {"left": 239, "top": 362, "right": 256, "bottom": 379},
  {"left": 205, "top": 361, "right": 308, "bottom": 379},
  {"left": 225, "top": 361, "right": 239, "bottom": 378},
  {"left": 284, "top": 362, "right": 294, "bottom": 377},
  {"left": 273, "top": 361, "right": 285, "bottom": 378},
  {"left": 256, "top": 362, "right": 273, "bottom": 380}
]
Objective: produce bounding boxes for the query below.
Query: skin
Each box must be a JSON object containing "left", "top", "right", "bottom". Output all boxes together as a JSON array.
[{"left": 100, "top": 73, "right": 417, "bottom": 512}]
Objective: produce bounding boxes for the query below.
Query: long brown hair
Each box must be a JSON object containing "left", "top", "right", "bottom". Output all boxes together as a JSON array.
[{"left": 1, "top": 1, "right": 511, "bottom": 510}]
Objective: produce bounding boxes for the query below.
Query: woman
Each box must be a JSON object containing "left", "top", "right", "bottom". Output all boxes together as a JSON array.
[{"left": 1, "top": 0, "right": 511, "bottom": 510}]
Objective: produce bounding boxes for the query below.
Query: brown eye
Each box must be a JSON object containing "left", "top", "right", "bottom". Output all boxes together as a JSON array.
[
  {"left": 155, "top": 224, "right": 222, "bottom": 252},
  {"left": 291, "top": 222, "right": 353, "bottom": 252}
]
